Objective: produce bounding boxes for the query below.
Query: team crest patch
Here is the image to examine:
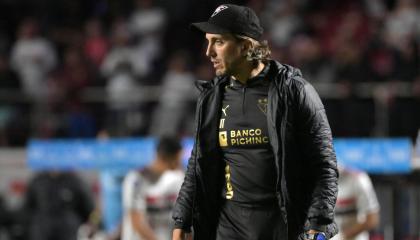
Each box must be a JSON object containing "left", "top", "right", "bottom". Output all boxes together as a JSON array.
[
  {"left": 219, "top": 131, "right": 228, "bottom": 147},
  {"left": 257, "top": 98, "right": 268, "bottom": 115},
  {"left": 211, "top": 5, "right": 228, "bottom": 17}
]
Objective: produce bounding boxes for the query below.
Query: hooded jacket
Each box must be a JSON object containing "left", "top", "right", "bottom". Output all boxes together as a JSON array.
[{"left": 173, "top": 60, "right": 338, "bottom": 240}]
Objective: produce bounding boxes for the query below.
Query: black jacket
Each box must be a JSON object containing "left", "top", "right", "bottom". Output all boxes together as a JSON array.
[{"left": 173, "top": 61, "right": 338, "bottom": 240}]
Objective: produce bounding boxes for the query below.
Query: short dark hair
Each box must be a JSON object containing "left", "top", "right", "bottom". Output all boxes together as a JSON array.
[{"left": 156, "top": 136, "right": 182, "bottom": 161}]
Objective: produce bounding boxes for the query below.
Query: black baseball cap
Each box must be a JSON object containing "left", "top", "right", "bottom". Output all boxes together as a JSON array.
[{"left": 191, "top": 4, "right": 264, "bottom": 40}]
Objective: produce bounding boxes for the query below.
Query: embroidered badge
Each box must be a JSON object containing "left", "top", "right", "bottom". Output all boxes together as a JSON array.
[
  {"left": 219, "top": 131, "right": 228, "bottom": 147},
  {"left": 257, "top": 98, "right": 268, "bottom": 115}
]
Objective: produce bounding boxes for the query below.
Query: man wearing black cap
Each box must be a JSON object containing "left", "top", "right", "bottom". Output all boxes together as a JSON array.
[{"left": 172, "top": 4, "right": 338, "bottom": 240}]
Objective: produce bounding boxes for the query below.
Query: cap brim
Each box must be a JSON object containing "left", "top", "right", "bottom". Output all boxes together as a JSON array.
[{"left": 190, "top": 22, "right": 231, "bottom": 34}]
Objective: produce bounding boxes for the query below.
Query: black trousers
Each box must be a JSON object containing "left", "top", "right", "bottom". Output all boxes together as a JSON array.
[{"left": 216, "top": 200, "right": 287, "bottom": 240}]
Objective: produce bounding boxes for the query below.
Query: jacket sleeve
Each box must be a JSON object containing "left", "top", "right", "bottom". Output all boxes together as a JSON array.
[
  {"left": 172, "top": 90, "right": 205, "bottom": 232},
  {"left": 172, "top": 143, "right": 197, "bottom": 232},
  {"left": 294, "top": 78, "right": 338, "bottom": 231}
]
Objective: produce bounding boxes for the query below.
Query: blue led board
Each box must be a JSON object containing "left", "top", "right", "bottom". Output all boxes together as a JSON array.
[
  {"left": 28, "top": 138, "right": 412, "bottom": 173},
  {"left": 27, "top": 138, "right": 194, "bottom": 170},
  {"left": 334, "top": 138, "right": 412, "bottom": 173}
]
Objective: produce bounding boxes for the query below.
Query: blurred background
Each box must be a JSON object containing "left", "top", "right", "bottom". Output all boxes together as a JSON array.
[{"left": 0, "top": 0, "right": 419, "bottom": 239}]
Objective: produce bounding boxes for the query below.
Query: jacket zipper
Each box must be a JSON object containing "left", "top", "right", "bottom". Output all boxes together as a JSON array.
[
  {"left": 242, "top": 86, "right": 246, "bottom": 115},
  {"left": 271, "top": 66, "right": 289, "bottom": 237},
  {"left": 280, "top": 94, "right": 289, "bottom": 227}
]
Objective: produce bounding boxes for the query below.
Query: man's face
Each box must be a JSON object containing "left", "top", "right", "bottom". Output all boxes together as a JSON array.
[{"left": 205, "top": 33, "right": 244, "bottom": 76}]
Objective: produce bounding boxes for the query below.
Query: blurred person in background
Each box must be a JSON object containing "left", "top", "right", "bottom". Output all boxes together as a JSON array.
[
  {"left": 149, "top": 51, "right": 198, "bottom": 137},
  {"left": 104, "top": 60, "right": 139, "bottom": 136},
  {"left": 263, "top": 1, "right": 302, "bottom": 49},
  {"left": 50, "top": 46, "right": 96, "bottom": 139},
  {"left": 129, "top": 0, "right": 166, "bottom": 63},
  {"left": 52, "top": 46, "right": 94, "bottom": 107},
  {"left": 331, "top": 165, "right": 380, "bottom": 240},
  {"left": 100, "top": 19, "right": 138, "bottom": 81},
  {"left": 83, "top": 18, "right": 109, "bottom": 69},
  {"left": 9, "top": 18, "right": 60, "bottom": 142},
  {"left": 101, "top": 19, "right": 148, "bottom": 136},
  {"left": 10, "top": 18, "right": 57, "bottom": 100},
  {"left": 101, "top": 17, "right": 159, "bottom": 82},
  {"left": 24, "top": 170, "right": 95, "bottom": 240},
  {"left": 122, "top": 136, "right": 184, "bottom": 240},
  {"left": 385, "top": 0, "right": 420, "bottom": 50},
  {"left": 172, "top": 4, "right": 338, "bottom": 240}
]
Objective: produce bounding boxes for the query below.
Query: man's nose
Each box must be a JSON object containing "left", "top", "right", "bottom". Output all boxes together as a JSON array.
[{"left": 206, "top": 44, "right": 214, "bottom": 58}]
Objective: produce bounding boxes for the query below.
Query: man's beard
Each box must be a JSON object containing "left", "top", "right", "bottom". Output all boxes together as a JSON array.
[
  {"left": 215, "top": 66, "right": 234, "bottom": 77},
  {"left": 215, "top": 69, "right": 225, "bottom": 76}
]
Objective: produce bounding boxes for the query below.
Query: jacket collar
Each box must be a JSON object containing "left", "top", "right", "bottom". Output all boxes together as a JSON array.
[
  {"left": 195, "top": 75, "right": 229, "bottom": 92},
  {"left": 229, "top": 62, "right": 271, "bottom": 88},
  {"left": 270, "top": 60, "right": 303, "bottom": 83},
  {"left": 194, "top": 60, "right": 303, "bottom": 92}
]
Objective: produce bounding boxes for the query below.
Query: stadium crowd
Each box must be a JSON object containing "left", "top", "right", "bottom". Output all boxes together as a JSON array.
[{"left": 0, "top": 0, "right": 419, "bottom": 146}]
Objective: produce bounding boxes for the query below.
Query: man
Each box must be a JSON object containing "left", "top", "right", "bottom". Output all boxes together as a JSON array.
[
  {"left": 122, "top": 136, "right": 185, "bottom": 240},
  {"left": 331, "top": 166, "right": 380, "bottom": 240},
  {"left": 172, "top": 4, "right": 338, "bottom": 240},
  {"left": 24, "top": 171, "right": 94, "bottom": 240}
]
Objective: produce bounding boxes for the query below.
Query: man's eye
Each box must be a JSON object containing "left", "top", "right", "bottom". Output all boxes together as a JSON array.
[{"left": 215, "top": 40, "right": 223, "bottom": 45}]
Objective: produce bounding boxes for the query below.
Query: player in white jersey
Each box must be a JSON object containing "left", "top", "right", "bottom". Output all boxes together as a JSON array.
[
  {"left": 332, "top": 166, "right": 380, "bottom": 240},
  {"left": 122, "top": 136, "right": 185, "bottom": 240}
]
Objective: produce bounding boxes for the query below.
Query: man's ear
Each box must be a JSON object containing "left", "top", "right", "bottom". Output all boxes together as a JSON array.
[{"left": 241, "top": 40, "right": 252, "bottom": 55}]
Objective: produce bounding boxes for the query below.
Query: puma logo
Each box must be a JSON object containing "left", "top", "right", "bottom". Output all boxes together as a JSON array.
[{"left": 222, "top": 105, "right": 230, "bottom": 117}]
